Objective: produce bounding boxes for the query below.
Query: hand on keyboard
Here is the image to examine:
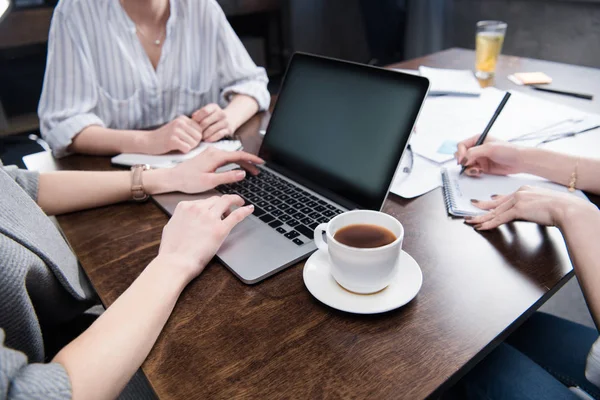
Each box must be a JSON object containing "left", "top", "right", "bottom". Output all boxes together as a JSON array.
[
  {"left": 216, "top": 169, "right": 344, "bottom": 246},
  {"left": 170, "top": 147, "right": 264, "bottom": 194}
]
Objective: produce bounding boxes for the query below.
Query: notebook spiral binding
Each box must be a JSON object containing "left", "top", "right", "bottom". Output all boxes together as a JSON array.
[{"left": 441, "top": 169, "right": 457, "bottom": 214}]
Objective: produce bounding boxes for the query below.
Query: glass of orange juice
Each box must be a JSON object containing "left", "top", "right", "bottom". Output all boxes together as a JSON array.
[{"left": 475, "top": 21, "right": 507, "bottom": 79}]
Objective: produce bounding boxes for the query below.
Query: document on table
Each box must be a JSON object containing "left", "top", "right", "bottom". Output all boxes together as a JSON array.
[
  {"left": 410, "top": 87, "right": 600, "bottom": 164},
  {"left": 395, "top": 86, "right": 600, "bottom": 199},
  {"left": 418, "top": 66, "right": 482, "bottom": 96},
  {"left": 390, "top": 153, "right": 442, "bottom": 199}
]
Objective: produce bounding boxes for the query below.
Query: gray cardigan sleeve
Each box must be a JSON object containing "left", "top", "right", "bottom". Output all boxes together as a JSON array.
[
  {"left": 0, "top": 166, "right": 39, "bottom": 202},
  {"left": 0, "top": 330, "right": 71, "bottom": 400}
]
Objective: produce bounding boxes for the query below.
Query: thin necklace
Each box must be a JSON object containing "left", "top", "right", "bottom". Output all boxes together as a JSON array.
[
  {"left": 120, "top": 0, "right": 167, "bottom": 46},
  {"left": 136, "top": 24, "right": 165, "bottom": 46}
]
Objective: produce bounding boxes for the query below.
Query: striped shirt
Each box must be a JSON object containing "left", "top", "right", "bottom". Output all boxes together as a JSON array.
[{"left": 38, "top": 0, "right": 270, "bottom": 158}]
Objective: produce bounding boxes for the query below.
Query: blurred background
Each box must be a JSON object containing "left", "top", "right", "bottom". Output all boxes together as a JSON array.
[
  {"left": 1, "top": 0, "right": 600, "bottom": 160},
  {"left": 2, "top": 0, "right": 600, "bottom": 138}
]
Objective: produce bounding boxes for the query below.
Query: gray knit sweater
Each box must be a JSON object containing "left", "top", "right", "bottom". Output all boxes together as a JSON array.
[
  {"left": 0, "top": 164, "right": 97, "bottom": 399},
  {"left": 0, "top": 164, "right": 157, "bottom": 400}
]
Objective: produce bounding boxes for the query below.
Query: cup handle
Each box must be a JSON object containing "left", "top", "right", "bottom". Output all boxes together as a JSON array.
[{"left": 313, "top": 223, "right": 329, "bottom": 252}]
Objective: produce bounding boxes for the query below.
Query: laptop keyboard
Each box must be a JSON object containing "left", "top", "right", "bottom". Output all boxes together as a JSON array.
[{"left": 216, "top": 169, "right": 344, "bottom": 246}]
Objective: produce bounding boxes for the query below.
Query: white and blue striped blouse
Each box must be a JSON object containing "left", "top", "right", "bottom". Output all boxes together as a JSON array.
[{"left": 38, "top": 0, "right": 270, "bottom": 157}]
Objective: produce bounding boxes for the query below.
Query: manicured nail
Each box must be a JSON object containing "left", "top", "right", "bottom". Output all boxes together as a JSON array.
[
  {"left": 474, "top": 224, "right": 483, "bottom": 230},
  {"left": 460, "top": 157, "right": 467, "bottom": 166},
  {"left": 468, "top": 168, "right": 479, "bottom": 176},
  {"left": 491, "top": 194, "right": 499, "bottom": 199},
  {"left": 236, "top": 170, "right": 246, "bottom": 179},
  {"left": 470, "top": 199, "right": 479, "bottom": 204},
  {"left": 464, "top": 216, "right": 473, "bottom": 221},
  {"left": 247, "top": 204, "right": 255, "bottom": 210}
]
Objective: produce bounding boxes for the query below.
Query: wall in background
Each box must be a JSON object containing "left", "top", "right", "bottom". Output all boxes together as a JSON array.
[
  {"left": 286, "top": 0, "right": 600, "bottom": 68},
  {"left": 287, "top": 0, "right": 370, "bottom": 63},
  {"left": 448, "top": 0, "right": 600, "bottom": 68}
]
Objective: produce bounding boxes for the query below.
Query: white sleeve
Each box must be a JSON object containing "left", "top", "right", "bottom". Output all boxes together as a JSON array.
[
  {"left": 37, "top": 10, "right": 104, "bottom": 158},
  {"left": 211, "top": 2, "right": 271, "bottom": 111},
  {"left": 586, "top": 337, "right": 600, "bottom": 389}
]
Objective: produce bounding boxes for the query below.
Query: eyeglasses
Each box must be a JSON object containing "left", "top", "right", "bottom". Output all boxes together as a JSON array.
[{"left": 394, "top": 144, "right": 414, "bottom": 186}]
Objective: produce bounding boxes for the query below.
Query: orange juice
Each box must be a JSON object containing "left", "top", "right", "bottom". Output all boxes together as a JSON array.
[{"left": 476, "top": 32, "right": 504, "bottom": 76}]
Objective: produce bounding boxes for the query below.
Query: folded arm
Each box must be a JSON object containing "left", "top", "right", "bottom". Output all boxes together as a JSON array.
[{"left": 68, "top": 126, "right": 152, "bottom": 156}]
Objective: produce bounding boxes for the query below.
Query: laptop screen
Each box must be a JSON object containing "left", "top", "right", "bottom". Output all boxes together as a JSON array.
[{"left": 259, "top": 53, "right": 429, "bottom": 210}]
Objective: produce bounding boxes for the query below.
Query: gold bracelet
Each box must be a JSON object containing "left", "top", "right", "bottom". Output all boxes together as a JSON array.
[{"left": 568, "top": 157, "right": 579, "bottom": 192}]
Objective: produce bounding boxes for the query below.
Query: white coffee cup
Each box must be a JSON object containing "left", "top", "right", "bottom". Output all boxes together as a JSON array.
[{"left": 313, "top": 210, "right": 404, "bottom": 294}]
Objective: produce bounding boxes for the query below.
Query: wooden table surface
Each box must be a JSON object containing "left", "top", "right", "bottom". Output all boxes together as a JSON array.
[{"left": 24, "top": 48, "right": 600, "bottom": 399}]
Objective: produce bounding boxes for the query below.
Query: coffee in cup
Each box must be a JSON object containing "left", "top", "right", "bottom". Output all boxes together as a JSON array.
[
  {"left": 314, "top": 210, "right": 404, "bottom": 294},
  {"left": 333, "top": 224, "right": 397, "bottom": 248}
]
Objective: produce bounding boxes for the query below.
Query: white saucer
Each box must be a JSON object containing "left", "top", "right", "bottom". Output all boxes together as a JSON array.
[{"left": 303, "top": 250, "right": 423, "bottom": 314}]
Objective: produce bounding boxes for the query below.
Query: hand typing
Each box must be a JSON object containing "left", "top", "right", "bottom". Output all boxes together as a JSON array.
[
  {"left": 158, "top": 195, "right": 254, "bottom": 282},
  {"left": 170, "top": 147, "right": 264, "bottom": 194}
]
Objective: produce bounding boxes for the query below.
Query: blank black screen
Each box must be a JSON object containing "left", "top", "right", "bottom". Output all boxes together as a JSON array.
[{"left": 260, "top": 54, "right": 429, "bottom": 210}]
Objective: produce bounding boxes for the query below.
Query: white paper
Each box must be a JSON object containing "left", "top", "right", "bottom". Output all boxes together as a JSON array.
[
  {"left": 418, "top": 66, "right": 482, "bottom": 96},
  {"left": 391, "top": 154, "right": 442, "bottom": 199},
  {"left": 410, "top": 88, "right": 505, "bottom": 163},
  {"left": 410, "top": 87, "right": 600, "bottom": 164},
  {"left": 539, "top": 126, "right": 600, "bottom": 159},
  {"left": 111, "top": 140, "right": 242, "bottom": 168}
]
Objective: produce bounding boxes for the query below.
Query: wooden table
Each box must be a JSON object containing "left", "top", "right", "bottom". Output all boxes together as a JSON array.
[{"left": 24, "top": 48, "right": 600, "bottom": 399}]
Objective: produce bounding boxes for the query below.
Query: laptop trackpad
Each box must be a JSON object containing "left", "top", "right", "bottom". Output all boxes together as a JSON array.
[{"left": 217, "top": 216, "right": 314, "bottom": 284}]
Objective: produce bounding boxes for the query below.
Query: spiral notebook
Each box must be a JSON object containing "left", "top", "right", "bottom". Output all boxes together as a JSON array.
[{"left": 441, "top": 166, "right": 586, "bottom": 217}]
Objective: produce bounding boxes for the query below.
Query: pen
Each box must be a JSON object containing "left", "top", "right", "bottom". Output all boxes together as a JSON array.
[
  {"left": 532, "top": 86, "right": 594, "bottom": 100},
  {"left": 538, "top": 124, "right": 600, "bottom": 145},
  {"left": 460, "top": 92, "right": 512, "bottom": 175}
]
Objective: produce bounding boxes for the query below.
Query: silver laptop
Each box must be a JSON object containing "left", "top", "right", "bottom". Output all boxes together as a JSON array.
[{"left": 153, "top": 53, "right": 429, "bottom": 284}]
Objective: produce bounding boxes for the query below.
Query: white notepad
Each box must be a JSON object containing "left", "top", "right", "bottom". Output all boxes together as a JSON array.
[
  {"left": 441, "top": 166, "right": 587, "bottom": 217},
  {"left": 111, "top": 140, "right": 242, "bottom": 169},
  {"left": 419, "top": 66, "right": 482, "bottom": 96}
]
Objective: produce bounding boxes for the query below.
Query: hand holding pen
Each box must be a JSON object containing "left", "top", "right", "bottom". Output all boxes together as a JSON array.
[{"left": 459, "top": 92, "right": 512, "bottom": 175}]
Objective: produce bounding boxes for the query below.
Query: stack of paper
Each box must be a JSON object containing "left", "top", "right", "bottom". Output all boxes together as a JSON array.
[{"left": 418, "top": 66, "right": 482, "bottom": 96}]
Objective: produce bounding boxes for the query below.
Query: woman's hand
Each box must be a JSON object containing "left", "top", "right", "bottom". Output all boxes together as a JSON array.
[
  {"left": 144, "top": 116, "right": 203, "bottom": 155},
  {"left": 464, "top": 186, "right": 593, "bottom": 230},
  {"left": 192, "top": 103, "right": 235, "bottom": 142},
  {"left": 455, "top": 135, "right": 525, "bottom": 177},
  {"left": 158, "top": 195, "right": 253, "bottom": 283},
  {"left": 169, "top": 148, "right": 264, "bottom": 194}
]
